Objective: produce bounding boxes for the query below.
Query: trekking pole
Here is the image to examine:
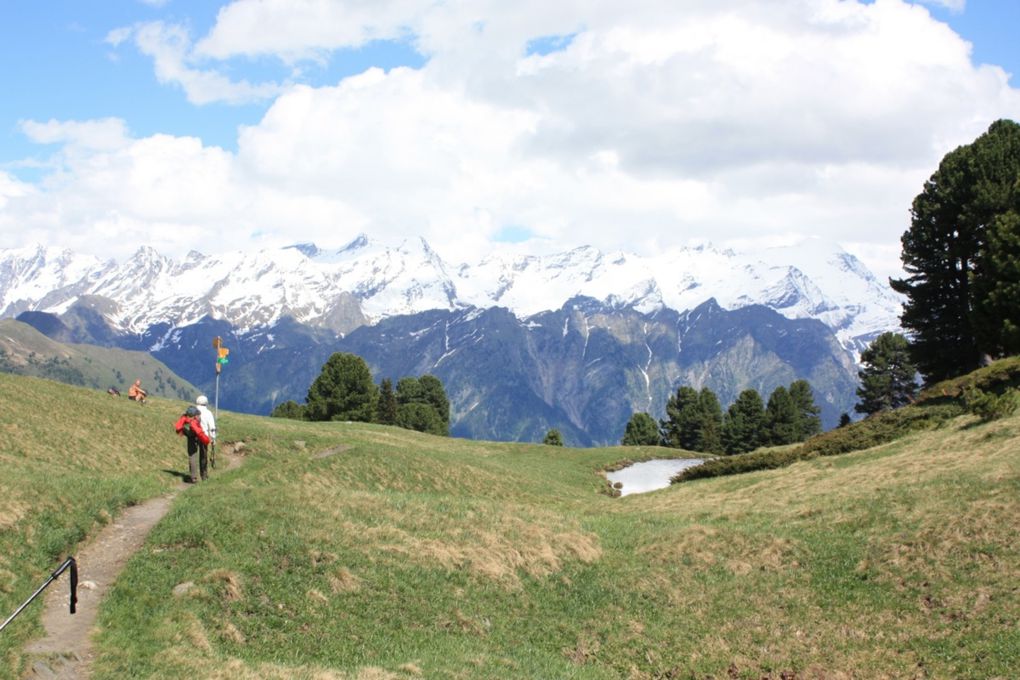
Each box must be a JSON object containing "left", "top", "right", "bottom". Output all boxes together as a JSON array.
[{"left": 0, "top": 557, "right": 77, "bottom": 634}]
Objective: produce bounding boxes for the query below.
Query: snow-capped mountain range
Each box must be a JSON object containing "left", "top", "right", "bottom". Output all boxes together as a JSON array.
[{"left": 0, "top": 235, "right": 902, "bottom": 354}]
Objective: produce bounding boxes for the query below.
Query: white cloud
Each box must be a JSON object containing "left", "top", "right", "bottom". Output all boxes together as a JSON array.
[
  {"left": 5, "top": 0, "right": 1020, "bottom": 282},
  {"left": 107, "top": 22, "right": 283, "bottom": 105},
  {"left": 0, "top": 172, "right": 35, "bottom": 211},
  {"left": 194, "top": 0, "right": 426, "bottom": 62},
  {"left": 20, "top": 118, "right": 131, "bottom": 151},
  {"left": 916, "top": 0, "right": 965, "bottom": 11}
]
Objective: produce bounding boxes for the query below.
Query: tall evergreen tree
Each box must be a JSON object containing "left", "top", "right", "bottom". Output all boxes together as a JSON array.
[
  {"left": 695, "top": 387, "right": 724, "bottom": 453},
  {"left": 661, "top": 386, "right": 700, "bottom": 450},
  {"left": 395, "top": 376, "right": 424, "bottom": 403},
  {"left": 621, "top": 412, "right": 661, "bottom": 446},
  {"left": 376, "top": 378, "right": 398, "bottom": 425},
  {"left": 661, "top": 385, "right": 724, "bottom": 453},
  {"left": 722, "top": 388, "right": 766, "bottom": 454},
  {"left": 306, "top": 352, "right": 378, "bottom": 422},
  {"left": 855, "top": 332, "right": 918, "bottom": 416},
  {"left": 418, "top": 374, "right": 451, "bottom": 434},
  {"left": 789, "top": 379, "right": 822, "bottom": 440},
  {"left": 394, "top": 375, "right": 450, "bottom": 436},
  {"left": 765, "top": 386, "right": 798, "bottom": 446},
  {"left": 891, "top": 119, "right": 1020, "bottom": 382},
  {"left": 973, "top": 207, "right": 1020, "bottom": 357}
]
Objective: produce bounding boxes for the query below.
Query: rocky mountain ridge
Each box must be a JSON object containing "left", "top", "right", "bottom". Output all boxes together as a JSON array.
[{"left": 0, "top": 235, "right": 901, "bottom": 355}]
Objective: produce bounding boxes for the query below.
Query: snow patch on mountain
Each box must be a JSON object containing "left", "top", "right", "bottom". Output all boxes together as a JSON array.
[{"left": 0, "top": 234, "right": 902, "bottom": 354}]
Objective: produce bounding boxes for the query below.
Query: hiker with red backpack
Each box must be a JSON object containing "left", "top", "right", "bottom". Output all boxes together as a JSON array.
[
  {"left": 194, "top": 395, "right": 217, "bottom": 470},
  {"left": 174, "top": 405, "right": 210, "bottom": 483}
]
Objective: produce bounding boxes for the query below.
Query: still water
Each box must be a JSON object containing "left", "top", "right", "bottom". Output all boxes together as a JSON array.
[{"left": 606, "top": 458, "right": 704, "bottom": 496}]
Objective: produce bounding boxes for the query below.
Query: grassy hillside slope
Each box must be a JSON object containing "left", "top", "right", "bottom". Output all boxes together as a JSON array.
[
  {"left": 0, "top": 319, "right": 196, "bottom": 399},
  {"left": 2, "top": 372, "right": 1018, "bottom": 678}
]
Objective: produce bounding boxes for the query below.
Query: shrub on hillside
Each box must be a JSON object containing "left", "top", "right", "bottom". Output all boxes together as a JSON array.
[
  {"left": 271, "top": 400, "right": 306, "bottom": 420},
  {"left": 918, "top": 356, "right": 1020, "bottom": 403},
  {"left": 672, "top": 401, "right": 967, "bottom": 484},
  {"left": 800, "top": 402, "right": 964, "bottom": 458},
  {"left": 672, "top": 447, "right": 814, "bottom": 483},
  {"left": 964, "top": 387, "right": 1020, "bottom": 422}
]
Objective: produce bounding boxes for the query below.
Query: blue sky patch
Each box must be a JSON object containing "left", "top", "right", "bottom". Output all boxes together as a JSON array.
[
  {"left": 525, "top": 33, "right": 577, "bottom": 57},
  {"left": 494, "top": 225, "right": 536, "bottom": 243}
]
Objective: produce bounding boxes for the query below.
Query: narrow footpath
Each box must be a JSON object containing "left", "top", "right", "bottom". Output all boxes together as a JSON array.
[{"left": 22, "top": 447, "right": 243, "bottom": 679}]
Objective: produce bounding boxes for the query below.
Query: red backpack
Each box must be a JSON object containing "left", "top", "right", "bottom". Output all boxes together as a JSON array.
[{"left": 175, "top": 407, "right": 210, "bottom": 445}]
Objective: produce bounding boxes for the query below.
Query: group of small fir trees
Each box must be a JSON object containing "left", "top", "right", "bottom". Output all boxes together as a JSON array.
[
  {"left": 622, "top": 379, "right": 822, "bottom": 455},
  {"left": 271, "top": 352, "right": 450, "bottom": 436}
]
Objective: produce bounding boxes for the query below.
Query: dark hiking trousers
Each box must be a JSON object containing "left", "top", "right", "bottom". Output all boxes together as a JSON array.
[{"left": 187, "top": 434, "right": 208, "bottom": 482}]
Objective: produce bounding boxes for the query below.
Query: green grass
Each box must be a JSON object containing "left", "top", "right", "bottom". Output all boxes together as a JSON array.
[
  {"left": 3, "top": 371, "right": 1020, "bottom": 678},
  {"left": 0, "top": 319, "right": 196, "bottom": 399}
]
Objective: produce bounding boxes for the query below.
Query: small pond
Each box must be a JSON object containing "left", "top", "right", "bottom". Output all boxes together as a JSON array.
[{"left": 606, "top": 458, "right": 704, "bottom": 496}]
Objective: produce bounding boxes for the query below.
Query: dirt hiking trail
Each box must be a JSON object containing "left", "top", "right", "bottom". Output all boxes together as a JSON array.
[{"left": 22, "top": 446, "right": 244, "bottom": 679}]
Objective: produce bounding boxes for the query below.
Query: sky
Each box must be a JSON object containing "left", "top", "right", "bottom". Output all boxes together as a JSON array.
[{"left": 1, "top": 0, "right": 1018, "bottom": 283}]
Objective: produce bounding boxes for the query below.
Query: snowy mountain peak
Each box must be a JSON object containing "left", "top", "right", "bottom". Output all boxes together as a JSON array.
[
  {"left": 0, "top": 237, "right": 902, "bottom": 353},
  {"left": 285, "top": 243, "right": 320, "bottom": 258},
  {"left": 336, "top": 233, "right": 370, "bottom": 254}
]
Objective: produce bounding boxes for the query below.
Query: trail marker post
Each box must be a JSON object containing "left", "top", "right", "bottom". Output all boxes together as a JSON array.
[{"left": 212, "top": 337, "right": 229, "bottom": 469}]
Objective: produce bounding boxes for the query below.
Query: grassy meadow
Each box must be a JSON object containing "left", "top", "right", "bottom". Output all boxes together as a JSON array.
[{"left": 2, "top": 371, "right": 1019, "bottom": 678}]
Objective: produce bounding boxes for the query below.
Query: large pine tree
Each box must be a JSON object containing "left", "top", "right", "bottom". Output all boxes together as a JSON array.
[
  {"left": 661, "top": 386, "right": 724, "bottom": 453},
  {"left": 306, "top": 352, "right": 378, "bottom": 422},
  {"left": 695, "top": 387, "right": 724, "bottom": 454},
  {"left": 789, "top": 379, "right": 822, "bottom": 440},
  {"left": 765, "top": 386, "right": 798, "bottom": 446},
  {"left": 376, "top": 378, "right": 398, "bottom": 425},
  {"left": 394, "top": 375, "right": 450, "bottom": 436},
  {"left": 661, "top": 386, "right": 700, "bottom": 450},
  {"left": 621, "top": 412, "right": 661, "bottom": 446},
  {"left": 855, "top": 332, "right": 918, "bottom": 415},
  {"left": 973, "top": 208, "right": 1020, "bottom": 357},
  {"left": 891, "top": 119, "right": 1020, "bottom": 382},
  {"left": 722, "top": 388, "right": 766, "bottom": 454}
]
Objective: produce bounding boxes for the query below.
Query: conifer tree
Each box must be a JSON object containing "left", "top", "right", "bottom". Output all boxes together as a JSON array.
[
  {"left": 661, "top": 386, "right": 700, "bottom": 450},
  {"left": 891, "top": 119, "right": 1020, "bottom": 381},
  {"left": 695, "top": 387, "right": 724, "bottom": 453},
  {"left": 306, "top": 352, "right": 378, "bottom": 422},
  {"left": 621, "top": 412, "right": 661, "bottom": 446},
  {"left": 543, "top": 429, "right": 564, "bottom": 446},
  {"left": 765, "top": 385, "right": 798, "bottom": 446},
  {"left": 396, "top": 401, "right": 446, "bottom": 435},
  {"left": 722, "top": 388, "right": 766, "bottom": 454},
  {"left": 394, "top": 375, "right": 450, "bottom": 436},
  {"left": 377, "top": 378, "right": 398, "bottom": 425},
  {"left": 419, "top": 374, "right": 451, "bottom": 434},
  {"left": 973, "top": 208, "right": 1020, "bottom": 357},
  {"left": 789, "top": 379, "right": 822, "bottom": 440},
  {"left": 661, "top": 385, "right": 724, "bottom": 453},
  {"left": 855, "top": 332, "right": 918, "bottom": 415}
]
